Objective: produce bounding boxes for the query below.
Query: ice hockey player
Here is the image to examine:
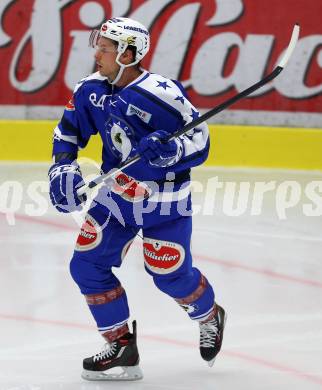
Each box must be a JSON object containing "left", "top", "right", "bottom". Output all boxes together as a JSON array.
[{"left": 48, "top": 17, "right": 226, "bottom": 381}]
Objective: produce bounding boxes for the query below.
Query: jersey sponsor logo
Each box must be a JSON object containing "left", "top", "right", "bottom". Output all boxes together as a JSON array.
[
  {"left": 143, "top": 238, "right": 185, "bottom": 274},
  {"left": 75, "top": 215, "right": 102, "bottom": 251},
  {"left": 112, "top": 173, "right": 152, "bottom": 202},
  {"left": 65, "top": 96, "right": 75, "bottom": 111},
  {"left": 126, "top": 104, "right": 151, "bottom": 124}
]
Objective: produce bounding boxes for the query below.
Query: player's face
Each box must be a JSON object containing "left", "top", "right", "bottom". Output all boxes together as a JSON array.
[{"left": 94, "top": 37, "right": 119, "bottom": 79}]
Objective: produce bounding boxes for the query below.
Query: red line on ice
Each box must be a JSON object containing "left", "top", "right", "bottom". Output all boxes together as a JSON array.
[
  {"left": 1, "top": 313, "right": 322, "bottom": 387},
  {"left": 2, "top": 212, "right": 322, "bottom": 290},
  {"left": 196, "top": 254, "right": 322, "bottom": 289}
]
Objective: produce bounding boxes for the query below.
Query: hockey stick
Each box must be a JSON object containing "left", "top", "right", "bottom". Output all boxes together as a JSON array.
[{"left": 77, "top": 24, "right": 300, "bottom": 197}]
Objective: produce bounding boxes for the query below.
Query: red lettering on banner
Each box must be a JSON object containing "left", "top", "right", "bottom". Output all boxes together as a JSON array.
[{"left": 0, "top": 0, "right": 321, "bottom": 114}]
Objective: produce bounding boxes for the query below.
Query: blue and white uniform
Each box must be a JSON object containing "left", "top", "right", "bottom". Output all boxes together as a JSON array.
[{"left": 52, "top": 70, "right": 215, "bottom": 340}]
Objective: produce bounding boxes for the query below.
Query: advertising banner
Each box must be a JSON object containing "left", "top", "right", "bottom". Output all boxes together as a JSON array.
[{"left": 0, "top": 0, "right": 321, "bottom": 126}]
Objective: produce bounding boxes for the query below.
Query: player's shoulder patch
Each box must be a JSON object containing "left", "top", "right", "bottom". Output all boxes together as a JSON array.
[{"left": 65, "top": 96, "right": 75, "bottom": 111}]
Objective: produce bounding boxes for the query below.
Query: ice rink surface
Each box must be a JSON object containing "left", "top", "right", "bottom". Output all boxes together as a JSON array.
[{"left": 0, "top": 163, "right": 322, "bottom": 390}]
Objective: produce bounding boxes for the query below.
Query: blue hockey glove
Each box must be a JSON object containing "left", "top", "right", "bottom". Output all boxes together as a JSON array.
[
  {"left": 138, "top": 130, "right": 183, "bottom": 168},
  {"left": 48, "top": 162, "right": 87, "bottom": 213}
]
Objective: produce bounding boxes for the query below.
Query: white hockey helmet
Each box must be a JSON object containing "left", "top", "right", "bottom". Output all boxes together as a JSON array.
[{"left": 90, "top": 17, "right": 150, "bottom": 84}]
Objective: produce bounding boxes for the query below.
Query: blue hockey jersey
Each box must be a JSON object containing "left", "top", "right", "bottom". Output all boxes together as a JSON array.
[{"left": 52, "top": 70, "right": 210, "bottom": 226}]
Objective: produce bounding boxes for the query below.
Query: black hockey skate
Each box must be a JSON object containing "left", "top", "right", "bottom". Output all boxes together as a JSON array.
[
  {"left": 199, "top": 304, "right": 226, "bottom": 367},
  {"left": 82, "top": 320, "right": 143, "bottom": 381}
]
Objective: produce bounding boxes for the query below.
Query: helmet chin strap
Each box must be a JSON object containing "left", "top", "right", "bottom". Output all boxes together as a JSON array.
[
  {"left": 108, "top": 64, "right": 125, "bottom": 85},
  {"left": 108, "top": 50, "right": 140, "bottom": 86}
]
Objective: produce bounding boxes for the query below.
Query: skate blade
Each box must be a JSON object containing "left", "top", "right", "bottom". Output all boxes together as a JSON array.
[
  {"left": 82, "top": 365, "right": 143, "bottom": 381},
  {"left": 206, "top": 312, "right": 228, "bottom": 368},
  {"left": 208, "top": 358, "right": 215, "bottom": 367}
]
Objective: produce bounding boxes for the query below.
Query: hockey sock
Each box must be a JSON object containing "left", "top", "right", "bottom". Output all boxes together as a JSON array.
[
  {"left": 85, "top": 284, "right": 130, "bottom": 342},
  {"left": 175, "top": 274, "right": 215, "bottom": 321}
]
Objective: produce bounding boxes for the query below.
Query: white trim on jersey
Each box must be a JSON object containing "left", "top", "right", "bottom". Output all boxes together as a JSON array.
[
  {"left": 136, "top": 73, "right": 209, "bottom": 159},
  {"left": 137, "top": 73, "right": 189, "bottom": 113},
  {"left": 180, "top": 122, "right": 209, "bottom": 158},
  {"left": 125, "top": 69, "right": 149, "bottom": 88},
  {"left": 73, "top": 71, "right": 107, "bottom": 94},
  {"left": 53, "top": 126, "right": 78, "bottom": 145}
]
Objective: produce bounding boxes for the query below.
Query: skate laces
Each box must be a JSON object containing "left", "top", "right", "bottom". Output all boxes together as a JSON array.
[
  {"left": 199, "top": 318, "right": 219, "bottom": 348},
  {"left": 93, "top": 342, "right": 118, "bottom": 362}
]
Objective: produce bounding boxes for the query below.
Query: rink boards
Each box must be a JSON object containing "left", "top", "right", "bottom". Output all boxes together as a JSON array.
[{"left": 1, "top": 120, "right": 322, "bottom": 170}]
